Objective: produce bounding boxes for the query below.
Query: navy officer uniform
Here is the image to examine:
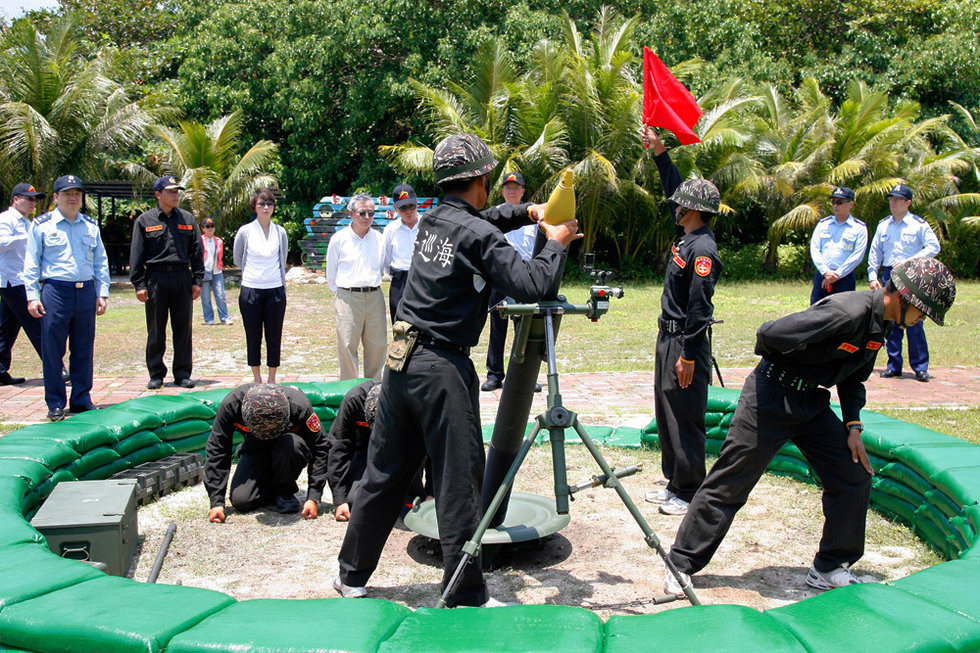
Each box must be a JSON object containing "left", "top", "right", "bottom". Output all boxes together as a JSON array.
[
  {"left": 24, "top": 175, "right": 110, "bottom": 420},
  {"left": 130, "top": 176, "right": 204, "bottom": 388},
  {"left": 867, "top": 184, "right": 939, "bottom": 380},
  {"left": 809, "top": 186, "right": 867, "bottom": 305}
]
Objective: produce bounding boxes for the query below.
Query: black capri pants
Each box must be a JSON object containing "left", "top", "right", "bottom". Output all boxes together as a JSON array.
[{"left": 238, "top": 285, "right": 286, "bottom": 367}]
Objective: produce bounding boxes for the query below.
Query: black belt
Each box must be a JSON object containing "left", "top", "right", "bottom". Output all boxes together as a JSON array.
[
  {"left": 148, "top": 263, "right": 190, "bottom": 272},
  {"left": 758, "top": 359, "right": 819, "bottom": 392},
  {"left": 340, "top": 286, "right": 380, "bottom": 293},
  {"left": 43, "top": 279, "right": 93, "bottom": 289},
  {"left": 417, "top": 335, "right": 470, "bottom": 356},
  {"left": 659, "top": 316, "right": 684, "bottom": 333}
]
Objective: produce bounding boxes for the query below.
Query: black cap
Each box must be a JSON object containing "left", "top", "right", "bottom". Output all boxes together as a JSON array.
[
  {"left": 154, "top": 175, "right": 184, "bottom": 192},
  {"left": 501, "top": 171, "right": 525, "bottom": 187},
  {"left": 202, "top": 218, "right": 215, "bottom": 228},
  {"left": 886, "top": 183, "right": 913, "bottom": 200},
  {"left": 11, "top": 183, "right": 45, "bottom": 200},
  {"left": 53, "top": 175, "right": 84, "bottom": 193},
  {"left": 392, "top": 184, "right": 417, "bottom": 208},
  {"left": 830, "top": 186, "right": 854, "bottom": 201}
]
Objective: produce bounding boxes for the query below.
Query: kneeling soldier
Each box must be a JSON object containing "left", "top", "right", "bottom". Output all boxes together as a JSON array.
[{"left": 205, "top": 383, "right": 330, "bottom": 522}]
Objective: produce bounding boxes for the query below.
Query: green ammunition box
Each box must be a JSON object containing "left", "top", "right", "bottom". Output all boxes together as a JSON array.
[{"left": 30, "top": 479, "right": 139, "bottom": 577}]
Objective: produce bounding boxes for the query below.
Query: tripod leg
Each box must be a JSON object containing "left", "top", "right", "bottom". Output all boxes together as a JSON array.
[
  {"left": 569, "top": 417, "right": 701, "bottom": 606},
  {"left": 435, "top": 418, "right": 544, "bottom": 609},
  {"left": 712, "top": 355, "right": 725, "bottom": 388}
]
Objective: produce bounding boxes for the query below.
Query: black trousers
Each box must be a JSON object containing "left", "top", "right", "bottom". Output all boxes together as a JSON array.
[
  {"left": 388, "top": 269, "right": 408, "bottom": 324},
  {"left": 145, "top": 268, "right": 193, "bottom": 382},
  {"left": 229, "top": 434, "right": 310, "bottom": 512},
  {"left": 668, "top": 368, "right": 872, "bottom": 575},
  {"left": 485, "top": 288, "right": 507, "bottom": 382},
  {"left": 810, "top": 271, "right": 856, "bottom": 305},
  {"left": 654, "top": 330, "right": 710, "bottom": 501},
  {"left": 0, "top": 283, "right": 42, "bottom": 375},
  {"left": 239, "top": 285, "right": 286, "bottom": 367},
  {"left": 338, "top": 345, "right": 488, "bottom": 607}
]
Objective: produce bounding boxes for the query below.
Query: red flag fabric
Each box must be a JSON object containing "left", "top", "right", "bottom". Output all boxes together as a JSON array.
[{"left": 642, "top": 47, "right": 702, "bottom": 145}]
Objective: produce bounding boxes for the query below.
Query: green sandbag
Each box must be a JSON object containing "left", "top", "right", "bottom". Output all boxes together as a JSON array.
[
  {"left": 154, "top": 419, "right": 213, "bottom": 442},
  {"left": 866, "top": 452, "right": 890, "bottom": 473},
  {"left": 124, "top": 442, "right": 177, "bottom": 467},
  {"left": 180, "top": 388, "right": 233, "bottom": 409},
  {"left": 314, "top": 406, "right": 338, "bottom": 422},
  {"left": 116, "top": 394, "right": 216, "bottom": 422},
  {"left": 283, "top": 379, "right": 364, "bottom": 407},
  {"left": 777, "top": 441, "right": 806, "bottom": 463},
  {"left": 168, "top": 432, "right": 211, "bottom": 454},
  {"left": 0, "top": 542, "right": 104, "bottom": 611},
  {"left": 889, "top": 560, "right": 980, "bottom": 622},
  {"left": 705, "top": 438, "right": 723, "bottom": 456},
  {"left": 605, "top": 427, "right": 644, "bottom": 448},
  {"left": 0, "top": 514, "right": 45, "bottom": 547},
  {"left": 703, "top": 412, "right": 723, "bottom": 427},
  {"left": 605, "top": 604, "right": 806, "bottom": 652},
  {"left": 70, "top": 407, "right": 163, "bottom": 440},
  {"left": 0, "top": 459, "right": 50, "bottom": 491},
  {"left": 66, "top": 447, "right": 120, "bottom": 479},
  {"left": 767, "top": 582, "right": 980, "bottom": 652},
  {"left": 860, "top": 421, "right": 960, "bottom": 456},
  {"left": 35, "top": 469, "right": 76, "bottom": 500},
  {"left": 639, "top": 431, "right": 659, "bottom": 449},
  {"left": 113, "top": 430, "right": 163, "bottom": 457},
  {"left": 870, "top": 491, "right": 916, "bottom": 526},
  {"left": 0, "top": 575, "right": 235, "bottom": 653},
  {"left": 0, "top": 476, "right": 30, "bottom": 516},
  {"left": 380, "top": 605, "right": 604, "bottom": 653},
  {"left": 878, "top": 460, "right": 932, "bottom": 498},
  {"left": 872, "top": 476, "right": 925, "bottom": 509},
  {"left": 0, "top": 440, "right": 80, "bottom": 471},
  {"left": 913, "top": 511, "right": 958, "bottom": 559},
  {"left": 929, "top": 467, "right": 980, "bottom": 513},
  {"left": 914, "top": 503, "right": 957, "bottom": 544},
  {"left": 719, "top": 412, "right": 734, "bottom": 427},
  {"left": 927, "top": 488, "right": 964, "bottom": 520},
  {"left": 642, "top": 417, "right": 657, "bottom": 434},
  {"left": 946, "top": 518, "right": 972, "bottom": 555},
  {"left": 0, "top": 422, "right": 116, "bottom": 454},
  {"left": 706, "top": 385, "right": 741, "bottom": 411},
  {"left": 706, "top": 425, "right": 727, "bottom": 439},
  {"left": 167, "top": 598, "right": 410, "bottom": 653},
  {"left": 83, "top": 457, "right": 134, "bottom": 481},
  {"left": 892, "top": 443, "right": 980, "bottom": 483},
  {"left": 766, "top": 455, "right": 814, "bottom": 483}
]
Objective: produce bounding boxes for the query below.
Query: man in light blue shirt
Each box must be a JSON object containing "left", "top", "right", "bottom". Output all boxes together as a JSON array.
[
  {"left": 867, "top": 183, "right": 941, "bottom": 382},
  {"left": 0, "top": 183, "right": 46, "bottom": 385},
  {"left": 809, "top": 186, "right": 867, "bottom": 305},
  {"left": 24, "top": 175, "right": 110, "bottom": 420}
]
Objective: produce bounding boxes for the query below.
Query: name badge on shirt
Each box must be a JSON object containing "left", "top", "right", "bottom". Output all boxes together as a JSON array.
[
  {"left": 866, "top": 340, "right": 882, "bottom": 350},
  {"left": 146, "top": 225, "right": 164, "bottom": 232},
  {"left": 837, "top": 342, "right": 859, "bottom": 354},
  {"left": 671, "top": 244, "right": 687, "bottom": 268},
  {"left": 177, "top": 224, "right": 194, "bottom": 231}
]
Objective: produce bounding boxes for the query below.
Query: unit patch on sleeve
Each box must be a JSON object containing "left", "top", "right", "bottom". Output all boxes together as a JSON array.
[
  {"left": 694, "top": 256, "right": 713, "bottom": 277},
  {"left": 177, "top": 224, "right": 194, "bottom": 230},
  {"left": 837, "top": 342, "right": 859, "bottom": 353},
  {"left": 866, "top": 340, "right": 882, "bottom": 350},
  {"left": 306, "top": 413, "right": 321, "bottom": 432}
]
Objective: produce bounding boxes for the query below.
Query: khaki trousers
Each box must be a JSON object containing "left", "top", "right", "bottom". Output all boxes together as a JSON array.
[{"left": 335, "top": 288, "right": 387, "bottom": 380}]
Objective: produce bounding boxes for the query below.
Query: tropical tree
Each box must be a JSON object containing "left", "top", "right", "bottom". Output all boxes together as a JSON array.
[{"left": 0, "top": 15, "right": 166, "bottom": 203}]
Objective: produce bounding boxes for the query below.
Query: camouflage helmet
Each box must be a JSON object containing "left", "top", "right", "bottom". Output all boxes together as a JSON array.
[
  {"left": 891, "top": 257, "right": 956, "bottom": 326},
  {"left": 432, "top": 133, "right": 497, "bottom": 184},
  {"left": 241, "top": 383, "right": 290, "bottom": 440},
  {"left": 363, "top": 381, "right": 383, "bottom": 426},
  {"left": 670, "top": 178, "right": 720, "bottom": 214}
]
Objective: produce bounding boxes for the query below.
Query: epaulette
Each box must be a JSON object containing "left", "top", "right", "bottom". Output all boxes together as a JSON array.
[
  {"left": 851, "top": 216, "right": 865, "bottom": 226},
  {"left": 911, "top": 214, "right": 927, "bottom": 223},
  {"left": 878, "top": 216, "right": 891, "bottom": 224},
  {"left": 818, "top": 215, "right": 833, "bottom": 223},
  {"left": 79, "top": 213, "right": 96, "bottom": 225},
  {"left": 34, "top": 212, "right": 54, "bottom": 224}
]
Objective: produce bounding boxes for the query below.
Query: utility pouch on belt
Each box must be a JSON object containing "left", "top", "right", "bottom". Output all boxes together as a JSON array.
[{"left": 387, "top": 321, "right": 418, "bottom": 372}]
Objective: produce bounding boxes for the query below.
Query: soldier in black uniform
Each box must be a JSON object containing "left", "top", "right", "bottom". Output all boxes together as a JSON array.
[
  {"left": 663, "top": 257, "right": 956, "bottom": 597},
  {"left": 335, "top": 133, "right": 581, "bottom": 606},
  {"left": 129, "top": 176, "right": 204, "bottom": 389},
  {"left": 205, "top": 383, "right": 330, "bottom": 522},
  {"left": 642, "top": 127, "right": 723, "bottom": 516}
]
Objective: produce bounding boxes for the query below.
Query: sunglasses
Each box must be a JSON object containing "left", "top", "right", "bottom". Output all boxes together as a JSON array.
[
  {"left": 831, "top": 199, "right": 851, "bottom": 205},
  {"left": 355, "top": 210, "right": 374, "bottom": 216},
  {"left": 257, "top": 201, "right": 276, "bottom": 208},
  {"left": 17, "top": 196, "right": 38, "bottom": 202},
  {"left": 203, "top": 224, "right": 215, "bottom": 228},
  {"left": 397, "top": 204, "right": 417, "bottom": 212}
]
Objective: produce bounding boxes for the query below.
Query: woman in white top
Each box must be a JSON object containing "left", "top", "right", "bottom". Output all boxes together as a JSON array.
[{"left": 233, "top": 189, "right": 288, "bottom": 383}]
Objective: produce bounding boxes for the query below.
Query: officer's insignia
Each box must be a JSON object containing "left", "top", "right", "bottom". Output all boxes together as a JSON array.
[
  {"left": 398, "top": 191, "right": 410, "bottom": 200},
  {"left": 893, "top": 184, "right": 901, "bottom": 192},
  {"left": 68, "top": 175, "right": 76, "bottom": 182},
  {"left": 306, "top": 413, "right": 321, "bottom": 432},
  {"left": 866, "top": 340, "right": 882, "bottom": 350},
  {"left": 168, "top": 177, "right": 176, "bottom": 184},
  {"left": 505, "top": 174, "right": 517, "bottom": 183},
  {"left": 234, "top": 422, "right": 251, "bottom": 433},
  {"left": 177, "top": 224, "right": 194, "bottom": 230},
  {"left": 694, "top": 256, "right": 712, "bottom": 277},
  {"left": 146, "top": 225, "right": 164, "bottom": 232},
  {"left": 837, "top": 342, "right": 859, "bottom": 353},
  {"left": 28, "top": 186, "right": 36, "bottom": 192},
  {"left": 671, "top": 244, "right": 686, "bottom": 268}
]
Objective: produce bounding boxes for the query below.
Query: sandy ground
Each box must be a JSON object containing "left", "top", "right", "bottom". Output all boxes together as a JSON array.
[{"left": 132, "top": 445, "right": 936, "bottom": 618}]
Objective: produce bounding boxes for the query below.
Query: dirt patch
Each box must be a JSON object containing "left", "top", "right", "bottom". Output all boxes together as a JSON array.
[{"left": 133, "top": 444, "right": 937, "bottom": 618}]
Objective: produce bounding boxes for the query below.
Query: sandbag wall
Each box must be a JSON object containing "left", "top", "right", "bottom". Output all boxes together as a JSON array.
[{"left": 0, "top": 383, "right": 977, "bottom": 652}]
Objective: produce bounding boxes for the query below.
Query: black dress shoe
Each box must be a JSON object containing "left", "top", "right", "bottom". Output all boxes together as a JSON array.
[
  {"left": 0, "top": 374, "right": 26, "bottom": 385},
  {"left": 481, "top": 378, "right": 502, "bottom": 392},
  {"left": 915, "top": 370, "right": 930, "bottom": 382},
  {"left": 534, "top": 383, "right": 543, "bottom": 393},
  {"left": 69, "top": 404, "right": 98, "bottom": 413},
  {"left": 47, "top": 407, "right": 66, "bottom": 421},
  {"left": 174, "top": 378, "right": 197, "bottom": 388},
  {"left": 273, "top": 495, "right": 301, "bottom": 514},
  {"left": 146, "top": 378, "right": 164, "bottom": 390},
  {"left": 879, "top": 370, "right": 902, "bottom": 378},
  {"left": 62, "top": 369, "right": 70, "bottom": 384}
]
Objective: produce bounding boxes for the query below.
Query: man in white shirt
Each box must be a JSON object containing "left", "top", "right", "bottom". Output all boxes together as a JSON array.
[
  {"left": 383, "top": 184, "right": 420, "bottom": 323},
  {"left": 809, "top": 186, "right": 868, "bottom": 305},
  {"left": 0, "top": 183, "right": 46, "bottom": 385},
  {"left": 326, "top": 194, "right": 387, "bottom": 380}
]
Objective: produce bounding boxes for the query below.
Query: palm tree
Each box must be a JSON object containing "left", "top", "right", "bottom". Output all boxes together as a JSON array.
[
  {"left": 145, "top": 112, "right": 279, "bottom": 230},
  {"left": 0, "top": 15, "right": 165, "bottom": 203}
]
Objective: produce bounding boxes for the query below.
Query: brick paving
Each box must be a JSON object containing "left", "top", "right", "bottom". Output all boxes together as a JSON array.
[{"left": 2, "top": 364, "right": 977, "bottom": 426}]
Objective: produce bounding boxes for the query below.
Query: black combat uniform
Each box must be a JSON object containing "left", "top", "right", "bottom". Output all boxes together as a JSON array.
[
  {"left": 204, "top": 384, "right": 330, "bottom": 512},
  {"left": 129, "top": 206, "right": 204, "bottom": 384},
  {"left": 668, "top": 289, "right": 888, "bottom": 576},
  {"left": 653, "top": 151, "right": 722, "bottom": 502},
  {"left": 337, "top": 197, "right": 566, "bottom": 607}
]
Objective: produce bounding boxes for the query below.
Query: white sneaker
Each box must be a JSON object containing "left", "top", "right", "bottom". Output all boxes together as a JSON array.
[
  {"left": 664, "top": 568, "right": 691, "bottom": 597},
  {"left": 479, "top": 597, "right": 516, "bottom": 608},
  {"left": 805, "top": 564, "right": 862, "bottom": 591},
  {"left": 659, "top": 496, "right": 690, "bottom": 515},
  {"left": 644, "top": 488, "right": 675, "bottom": 504},
  {"left": 333, "top": 575, "right": 367, "bottom": 598}
]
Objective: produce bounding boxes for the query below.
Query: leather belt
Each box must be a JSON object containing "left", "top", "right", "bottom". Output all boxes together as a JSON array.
[
  {"left": 43, "top": 279, "right": 93, "bottom": 289},
  {"left": 758, "top": 359, "right": 819, "bottom": 392},
  {"left": 417, "top": 336, "right": 470, "bottom": 356},
  {"left": 341, "top": 286, "right": 380, "bottom": 293},
  {"left": 658, "top": 316, "right": 684, "bottom": 333}
]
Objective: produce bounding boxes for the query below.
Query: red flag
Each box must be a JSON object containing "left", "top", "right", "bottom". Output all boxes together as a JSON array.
[{"left": 642, "top": 47, "right": 702, "bottom": 145}]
